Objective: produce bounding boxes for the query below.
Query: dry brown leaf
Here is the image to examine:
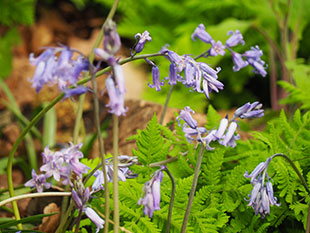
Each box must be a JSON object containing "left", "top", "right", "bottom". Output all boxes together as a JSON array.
[{"left": 38, "top": 202, "right": 60, "bottom": 233}]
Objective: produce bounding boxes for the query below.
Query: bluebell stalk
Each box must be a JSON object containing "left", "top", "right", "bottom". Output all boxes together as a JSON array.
[
  {"left": 244, "top": 157, "right": 280, "bottom": 218},
  {"left": 72, "top": 178, "right": 105, "bottom": 233},
  {"left": 138, "top": 168, "right": 164, "bottom": 218}
]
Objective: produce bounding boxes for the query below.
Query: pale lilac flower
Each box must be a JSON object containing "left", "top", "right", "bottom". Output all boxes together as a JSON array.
[
  {"left": 209, "top": 40, "right": 226, "bottom": 56},
  {"left": 244, "top": 157, "right": 280, "bottom": 218},
  {"left": 220, "top": 121, "right": 239, "bottom": 147},
  {"left": 234, "top": 101, "right": 264, "bottom": 119},
  {"left": 243, "top": 46, "right": 263, "bottom": 59},
  {"left": 104, "top": 19, "right": 121, "bottom": 55},
  {"left": 191, "top": 24, "right": 213, "bottom": 44},
  {"left": 177, "top": 106, "right": 198, "bottom": 129},
  {"left": 225, "top": 30, "right": 245, "bottom": 47},
  {"left": 40, "top": 151, "right": 64, "bottom": 181},
  {"left": 84, "top": 207, "right": 105, "bottom": 233},
  {"left": 113, "top": 64, "right": 126, "bottom": 94},
  {"left": 25, "top": 169, "right": 51, "bottom": 192},
  {"left": 63, "top": 86, "right": 88, "bottom": 100},
  {"left": 247, "top": 58, "right": 267, "bottom": 77},
  {"left": 182, "top": 124, "right": 207, "bottom": 142},
  {"left": 200, "top": 129, "right": 217, "bottom": 150},
  {"left": 105, "top": 76, "right": 128, "bottom": 116},
  {"left": 148, "top": 65, "right": 165, "bottom": 91},
  {"left": 231, "top": 51, "right": 248, "bottom": 72},
  {"left": 243, "top": 46, "right": 267, "bottom": 77},
  {"left": 138, "top": 169, "right": 163, "bottom": 218},
  {"left": 134, "top": 31, "right": 152, "bottom": 54},
  {"left": 167, "top": 63, "right": 177, "bottom": 85},
  {"left": 214, "top": 116, "right": 229, "bottom": 139}
]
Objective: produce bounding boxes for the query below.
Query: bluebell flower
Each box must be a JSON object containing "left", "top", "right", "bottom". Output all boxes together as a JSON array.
[
  {"left": 200, "top": 130, "right": 217, "bottom": 150},
  {"left": 219, "top": 121, "right": 240, "bottom": 148},
  {"left": 191, "top": 24, "right": 213, "bottom": 44},
  {"left": 182, "top": 123, "right": 207, "bottom": 142},
  {"left": 231, "top": 51, "right": 248, "bottom": 72},
  {"left": 63, "top": 86, "right": 88, "bottom": 100},
  {"left": 225, "top": 30, "right": 245, "bottom": 48},
  {"left": 244, "top": 157, "right": 280, "bottom": 218},
  {"left": 84, "top": 207, "right": 105, "bottom": 233},
  {"left": 103, "top": 19, "right": 121, "bottom": 55},
  {"left": 234, "top": 101, "right": 264, "bottom": 119},
  {"left": 134, "top": 31, "right": 152, "bottom": 54},
  {"left": 167, "top": 63, "right": 177, "bottom": 85},
  {"left": 148, "top": 65, "right": 165, "bottom": 91},
  {"left": 105, "top": 76, "right": 128, "bottom": 116},
  {"left": 214, "top": 115, "right": 228, "bottom": 139},
  {"left": 209, "top": 40, "right": 226, "bottom": 56},
  {"left": 24, "top": 169, "right": 51, "bottom": 192},
  {"left": 177, "top": 106, "right": 198, "bottom": 129},
  {"left": 138, "top": 169, "right": 163, "bottom": 218},
  {"left": 243, "top": 46, "right": 267, "bottom": 77}
]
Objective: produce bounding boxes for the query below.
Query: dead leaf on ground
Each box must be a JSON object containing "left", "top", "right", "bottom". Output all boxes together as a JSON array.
[{"left": 38, "top": 202, "right": 60, "bottom": 233}]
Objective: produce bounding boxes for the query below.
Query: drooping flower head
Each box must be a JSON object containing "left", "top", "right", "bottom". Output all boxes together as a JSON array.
[
  {"left": 134, "top": 31, "right": 152, "bottom": 54},
  {"left": 191, "top": 24, "right": 213, "bottom": 44},
  {"left": 233, "top": 101, "right": 264, "bottom": 119},
  {"left": 244, "top": 157, "right": 280, "bottom": 218},
  {"left": 243, "top": 46, "right": 267, "bottom": 77},
  {"left": 103, "top": 19, "right": 121, "bottom": 55},
  {"left": 225, "top": 30, "right": 245, "bottom": 48},
  {"left": 138, "top": 168, "right": 164, "bottom": 218},
  {"left": 105, "top": 76, "right": 128, "bottom": 116},
  {"left": 209, "top": 40, "right": 226, "bottom": 57},
  {"left": 148, "top": 65, "right": 165, "bottom": 91}
]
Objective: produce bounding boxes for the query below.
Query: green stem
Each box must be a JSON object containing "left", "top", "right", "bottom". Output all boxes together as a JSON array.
[
  {"left": 74, "top": 209, "right": 83, "bottom": 233},
  {"left": 306, "top": 201, "right": 310, "bottom": 233},
  {"left": 55, "top": 201, "right": 74, "bottom": 233},
  {"left": 159, "top": 85, "right": 174, "bottom": 125},
  {"left": 162, "top": 168, "right": 175, "bottom": 233},
  {"left": 0, "top": 192, "right": 71, "bottom": 207},
  {"left": 91, "top": 66, "right": 110, "bottom": 233},
  {"left": 272, "top": 153, "right": 309, "bottom": 193},
  {"left": 6, "top": 52, "right": 163, "bottom": 227},
  {"left": 113, "top": 114, "right": 119, "bottom": 232},
  {"left": 6, "top": 93, "right": 64, "bottom": 229},
  {"left": 73, "top": 94, "right": 86, "bottom": 144},
  {"left": 149, "top": 157, "right": 178, "bottom": 167},
  {"left": 194, "top": 50, "right": 209, "bottom": 60},
  {"left": 271, "top": 153, "right": 310, "bottom": 233},
  {"left": 181, "top": 144, "right": 205, "bottom": 233}
]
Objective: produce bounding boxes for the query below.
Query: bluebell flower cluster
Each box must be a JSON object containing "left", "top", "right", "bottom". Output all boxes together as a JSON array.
[
  {"left": 192, "top": 24, "right": 268, "bottom": 77},
  {"left": 177, "top": 103, "right": 264, "bottom": 150},
  {"left": 138, "top": 167, "right": 164, "bottom": 218},
  {"left": 95, "top": 20, "right": 127, "bottom": 116},
  {"left": 29, "top": 46, "right": 89, "bottom": 98},
  {"left": 244, "top": 157, "right": 280, "bottom": 218},
  {"left": 25, "top": 143, "right": 90, "bottom": 191}
]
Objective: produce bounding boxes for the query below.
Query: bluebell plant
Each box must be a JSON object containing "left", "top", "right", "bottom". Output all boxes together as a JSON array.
[{"left": 244, "top": 157, "right": 281, "bottom": 218}]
